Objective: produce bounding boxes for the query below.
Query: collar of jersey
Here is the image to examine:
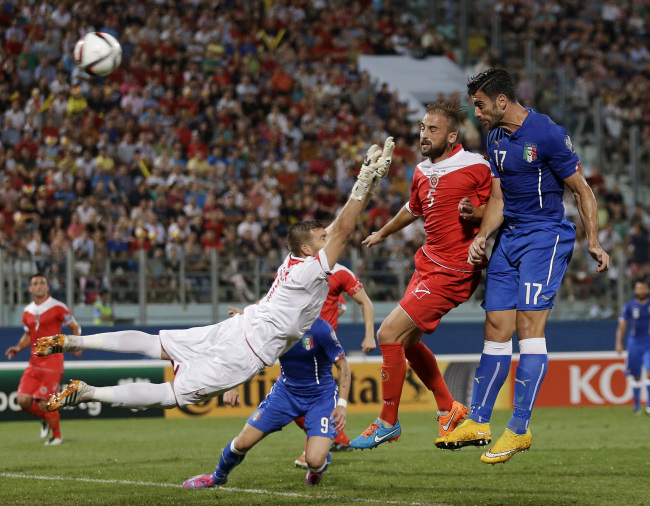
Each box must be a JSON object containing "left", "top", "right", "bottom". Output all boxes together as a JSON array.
[
  {"left": 509, "top": 107, "right": 535, "bottom": 140},
  {"left": 288, "top": 254, "right": 306, "bottom": 266}
]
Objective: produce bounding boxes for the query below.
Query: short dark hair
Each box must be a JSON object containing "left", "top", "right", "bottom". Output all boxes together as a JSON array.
[
  {"left": 425, "top": 101, "right": 462, "bottom": 133},
  {"left": 467, "top": 68, "right": 516, "bottom": 102},
  {"left": 287, "top": 220, "right": 323, "bottom": 256},
  {"left": 30, "top": 273, "right": 48, "bottom": 283}
]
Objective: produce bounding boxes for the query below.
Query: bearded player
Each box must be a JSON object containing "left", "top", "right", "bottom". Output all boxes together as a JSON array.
[{"left": 350, "top": 101, "right": 492, "bottom": 449}]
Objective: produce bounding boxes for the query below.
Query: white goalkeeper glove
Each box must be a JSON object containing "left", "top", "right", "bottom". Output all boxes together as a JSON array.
[
  {"left": 372, "top": 136, "right": 395, "bottom": 185},
  {"left": 350, "top": 137, "right": 395, "bottom": 201}
]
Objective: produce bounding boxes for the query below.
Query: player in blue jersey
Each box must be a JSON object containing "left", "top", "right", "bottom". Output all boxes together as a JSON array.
[
  {"left": 183, "top": 317, "right": 351, "bottom": 488},
  {"left": 435, "top": 68, "right": 610, "bottom": 464},
  {"left": 615, "top": 279, "right": 650, "bottom": 415}
]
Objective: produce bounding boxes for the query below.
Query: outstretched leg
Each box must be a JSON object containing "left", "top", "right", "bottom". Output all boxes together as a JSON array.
[
  {"left": 35, "top": 331, "right": 164, "bottom": 359},
  {"left": 47, "top": 380, "right": 177, "bottom": 411}
]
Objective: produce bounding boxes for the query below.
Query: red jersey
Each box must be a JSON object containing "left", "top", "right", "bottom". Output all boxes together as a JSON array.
[
  {"left": 320, "top": 263, "right": 363, "bottom": 330},
  {"left": 407, "top": 145, "right": 492, "bottom": 271},
  {"left": 23, "top": 296, "right": 77, "bottom": 373}
]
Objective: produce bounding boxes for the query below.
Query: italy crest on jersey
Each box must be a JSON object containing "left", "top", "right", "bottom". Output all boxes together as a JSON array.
[
  {"left": 302, "top": 336, "right": 314, "bottom": 350},
  {"left": 523, "top": 142, "right": 537, "bottom": 163}
]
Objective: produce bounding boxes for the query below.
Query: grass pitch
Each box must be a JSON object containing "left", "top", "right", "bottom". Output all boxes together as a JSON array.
[{"left": 1, "top": 407, "right": 649, "bottom": 505}]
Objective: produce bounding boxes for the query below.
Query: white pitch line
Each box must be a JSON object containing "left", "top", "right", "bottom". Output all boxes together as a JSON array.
[{"left": 0, "top": 473, "right": 437, "bottom": 505}]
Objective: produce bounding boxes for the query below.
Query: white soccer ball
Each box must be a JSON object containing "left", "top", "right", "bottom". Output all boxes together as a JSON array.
[{"left": 74, "top": 32, "right": 122, "bottom": 77}]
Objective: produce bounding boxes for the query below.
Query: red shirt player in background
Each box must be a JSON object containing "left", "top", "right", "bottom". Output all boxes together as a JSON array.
[
  {"left": 293, "top": 262, "right": 376, "bottom": 467},
  {"left": 350, "top": 101, "right": 492, "bottom": 449},
  {"left": 4, "top": 273, "right": 81, "bottom": 445}
]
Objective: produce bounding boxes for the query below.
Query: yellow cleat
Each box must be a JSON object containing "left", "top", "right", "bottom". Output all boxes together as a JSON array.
[
  {"left": 34, "top": 334, "right": 68, "bottom": 356},
  {"left": 435, "top": 418, "right": 491, "bottom": 450},
  {"left": 480, "top": 428, "right": 532, "bottom": 464},
  {"left": 437, "top": 400, "right": 468, "bottom": 437}
]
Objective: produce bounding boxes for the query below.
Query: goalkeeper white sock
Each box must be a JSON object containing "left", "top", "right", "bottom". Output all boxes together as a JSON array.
[
  {"left": 110, "top": 382, "right": 176, "bottom": 409},
  {"left": 80, "top": 331, "right": 162, "bottom": 359}
]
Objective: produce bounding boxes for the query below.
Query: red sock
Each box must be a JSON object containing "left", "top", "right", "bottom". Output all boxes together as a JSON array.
[
  {"left": 405, "top": 341, "right": 454, "bottom": 412},
  {"left": 378, "top": 342, "right": 406, "bottom": 425},
  {"left": 24, "top": 400, "right": 47, "bottom": 419},
  {"left": 45, "top": 410, "right": 62, "bottom": 439}
]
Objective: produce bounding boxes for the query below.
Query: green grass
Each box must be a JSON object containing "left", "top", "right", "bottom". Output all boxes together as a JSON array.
[{"left": 1, "top": 407, "right": 649, "bottom": 505}]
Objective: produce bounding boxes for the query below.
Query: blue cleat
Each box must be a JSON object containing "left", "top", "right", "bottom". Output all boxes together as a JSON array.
[
  {"left": 182, "top": 471, "right": 227, "bottom": 489},
  {"left": 349, "top": 419, "right": 401, "bottom": 449}
]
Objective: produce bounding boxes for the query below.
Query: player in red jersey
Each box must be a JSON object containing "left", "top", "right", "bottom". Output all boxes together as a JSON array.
[
  {"left": 350, "top": 101, "right": 492, "bottom": 449},
  {"left": 4, "top": 273, "right": 81, "bottom": 445},
  {"left": 294, "top": 263, "right": 375, "bottom": 466}
]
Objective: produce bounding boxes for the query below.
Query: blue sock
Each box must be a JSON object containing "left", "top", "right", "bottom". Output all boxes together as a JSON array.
[
  {"left": 632, "top": 386, "right": 641, "bottom": 411},
  {"left": 468, "top": 342, "right": 512, "bottom": 424},
  {"left": 213, "top": 439, "right": 246, "bottom": 481},
  {"left": 506, "top": 351, "right": 548, "bottom": 435},
  {"left": 646, "top": 382, "right": 650, "bottom": 408}
]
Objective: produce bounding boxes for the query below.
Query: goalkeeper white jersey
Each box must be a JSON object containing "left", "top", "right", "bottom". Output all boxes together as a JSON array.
[{"left": 242, "top": 250, "right": 332, "bottom": 366}]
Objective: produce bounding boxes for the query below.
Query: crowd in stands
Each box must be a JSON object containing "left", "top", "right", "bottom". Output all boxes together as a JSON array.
[{"left": 0, "top": 0, "right": 647, "bottom": 312}]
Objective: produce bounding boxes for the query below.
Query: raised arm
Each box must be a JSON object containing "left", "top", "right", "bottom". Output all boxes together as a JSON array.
[{"left": 323, "top": 138, "right": 395, "bottom": 265}]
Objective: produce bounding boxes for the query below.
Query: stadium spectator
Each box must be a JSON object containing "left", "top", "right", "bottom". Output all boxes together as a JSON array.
[{"left": 93, "top": 288, "right": 116, "bottom": 326}]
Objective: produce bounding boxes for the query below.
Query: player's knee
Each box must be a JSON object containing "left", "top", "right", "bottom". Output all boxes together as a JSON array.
[
  {"left": 305, "top": 453, "right": 327, "bottom": 470},
  {"left": 232, "top": 436, "right": 253, "bottom": 453},
  {"left": 17, "top": 395, "right": 32, "bottom": 410},
  {"left": 376, "top": 324, "right": 398, "bottom": 344}
]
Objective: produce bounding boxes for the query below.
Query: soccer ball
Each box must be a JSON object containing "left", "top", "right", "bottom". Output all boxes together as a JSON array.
[{"left": 74, "top": 32, "right": 122, "bottom": 77}]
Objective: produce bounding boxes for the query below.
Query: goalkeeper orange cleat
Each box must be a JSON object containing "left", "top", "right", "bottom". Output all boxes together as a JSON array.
[
  {"left": 34, "top": 334, "right": 76, "bottom": 356},
  {"left": 47, "top": 380, "right": 91, "bottom": 411}
]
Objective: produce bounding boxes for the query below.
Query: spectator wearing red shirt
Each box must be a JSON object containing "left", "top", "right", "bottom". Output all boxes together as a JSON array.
[
  {"left": 270, "top": 67, "right": 293, "bottom": 95},
  {"left": 15, "top": 130, "right": 38, "bottom": 159}
]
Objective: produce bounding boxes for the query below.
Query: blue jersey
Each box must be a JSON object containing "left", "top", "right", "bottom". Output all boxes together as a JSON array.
[
  {"left": 487, "top": 109, "right": 581, "bottom": 224},
  {"left": 278, "top": 317, "right": 345, "bottom": 396},
  {"left": 620, "top": 299, "right": 650, "bottom": 339}
]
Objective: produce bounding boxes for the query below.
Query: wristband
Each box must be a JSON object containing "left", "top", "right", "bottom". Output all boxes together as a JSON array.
[{"left": 337, "top": 398, "right": 347, "bottom": 409}]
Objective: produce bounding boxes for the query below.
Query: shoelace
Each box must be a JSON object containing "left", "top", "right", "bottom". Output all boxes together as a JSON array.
[{"left": 361, "top": 423, "right": 379, "bottom": 437}]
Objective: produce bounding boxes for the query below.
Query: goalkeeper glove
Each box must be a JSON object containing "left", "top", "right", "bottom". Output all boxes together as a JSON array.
[{"left": 350, "top": 137, "right": 395, "bottom": 201}]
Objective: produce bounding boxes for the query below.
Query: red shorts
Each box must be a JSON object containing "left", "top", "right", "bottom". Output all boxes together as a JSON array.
[
  {"left": 17, "top": 366, "right": 63, "bottom": 400},
  {"left": 399, "top": 248, "right": 481, "bottom": 334}
]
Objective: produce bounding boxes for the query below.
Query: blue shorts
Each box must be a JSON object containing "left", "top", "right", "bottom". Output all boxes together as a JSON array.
[
  {"left": 246, "top": 381, "right": 338, "bottom": 439},
  {"left": 482, "top": 220, "right": 575, "bottom": 311},
  {"left": 627, "top": 338, "right": 650, "bottom": 377}
]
